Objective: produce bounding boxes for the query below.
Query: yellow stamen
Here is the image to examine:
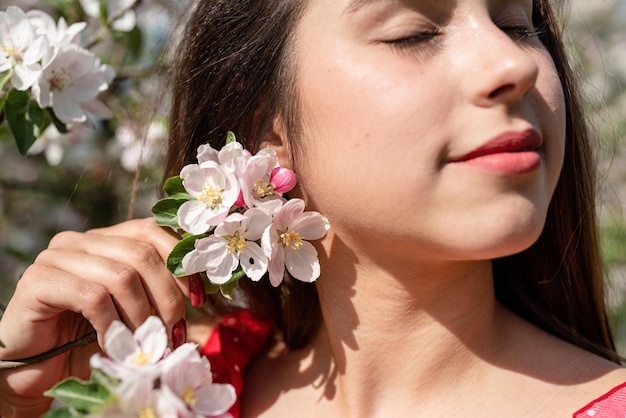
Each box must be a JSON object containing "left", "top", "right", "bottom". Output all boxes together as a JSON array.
[
  {"left": 182, "top": 385, "right": 199, "bottom": 407},
  {"left": 49, "top": 69, "right": 71, "bottom": 91},
  {"left": 253, "top": 179, "right": 275, "bottom": 198},
  {"left": 137, "top": 406, "right": 157, "bottom": 418},
  {"left": 279, "top": 230, "right": 303, "bottom": 250},
  {"left": 198, "top": 183, "right": 224, "bottom": 209},
  {"left": 133, "top": 351, "right": 151, "bottom": 366},
  {"left": 226, "top": 231, "right": 247, "bottom": 256}
]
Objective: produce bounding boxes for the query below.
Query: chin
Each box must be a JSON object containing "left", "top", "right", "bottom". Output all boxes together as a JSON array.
[{"left": 459, "top": 219, "right": 547, "bottom": 261}]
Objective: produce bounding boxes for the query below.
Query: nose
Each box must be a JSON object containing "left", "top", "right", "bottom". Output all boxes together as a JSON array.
[{"left": 462, "top": 23, "right": 540, "bottom": 107}]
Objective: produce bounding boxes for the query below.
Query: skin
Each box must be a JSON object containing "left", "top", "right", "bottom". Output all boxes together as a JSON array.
[
  {"left": 0, "top": 219, "right": 189, "bottom": 417},
  {"left": 242, "top": 0, "right": 626, "bottom": 416},
  {"left": 1, "top": 0, "right": 625, "bottom": 417}
]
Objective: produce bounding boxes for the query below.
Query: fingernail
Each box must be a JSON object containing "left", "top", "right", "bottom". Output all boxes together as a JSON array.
[
  {"left": 189, "top": 275, "right": 206, "bottom": 308},
  {"left": 172, "top": 318, "right": 187, "bottom": 348}
]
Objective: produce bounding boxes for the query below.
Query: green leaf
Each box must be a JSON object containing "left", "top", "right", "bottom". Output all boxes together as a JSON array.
[
  {"left": 151, "top": 198, "right": 190, "bottom": 228},
  {"left": 0, "top": 340, "right": 5, "bottom": 348},
  {"left": 162, "top": 176, "right": 190, "bottom": 199},
  {"left": 90, "top": 369, "right": 118, "bottom": 393},
  {"left": 41, "top": 406, "right": 85, "bottom": 418},
  {"left": 118, "top": 26, "right": 143, "bottom": 58},
  {"left": 47, "top": 108, "right": 69, "bottom": 134},
  {"left": 99, "top": 0, "right": 109, "bottom": 26},
  {"left": 0, "top": 70, "right": 11, "bottom": 92},
  {"left": 220, "top": 278, "right": 240, "bottom": 300},
  {"left": 44, "top": 377, "right": 113, "bottom": 412},
  {"left": 5, "top": 90, "right": 46, "bottom": 155},
  {"left": 167, "top": 234, "right": 207, "bottom": 276},
  {"left": 225, "top": 131, "right": 237, "bottom": 144}
]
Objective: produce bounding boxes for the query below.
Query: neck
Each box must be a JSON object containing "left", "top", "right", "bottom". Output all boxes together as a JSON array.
[{"left": 311, "top": 235, "right": 508, "bottom": 415}]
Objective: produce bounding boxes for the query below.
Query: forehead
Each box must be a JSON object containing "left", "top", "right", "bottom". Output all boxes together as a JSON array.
[{"left": 337, "top": 0, "right": 536, "bottom": 14}]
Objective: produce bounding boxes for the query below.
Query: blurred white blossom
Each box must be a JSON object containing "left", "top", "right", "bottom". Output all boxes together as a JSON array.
[{"left": 79, "top": 0, "right": 138, "bottom": 32}]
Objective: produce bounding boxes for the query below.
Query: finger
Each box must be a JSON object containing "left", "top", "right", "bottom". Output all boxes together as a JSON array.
[
  {"left": 5, "top": 263, "right": 120, "bottom": 354},
  {"left": 87, "top": 219, "right": 192, "bottom": 296},
  {"left": 48, "top": 230, "right": 186, "bottom": 330},
  {"left": 88, "top": 218, "right": 180, "bottom": 263},
  {"left": 35, "top": 249, "right": 154, "bottom": 330}
]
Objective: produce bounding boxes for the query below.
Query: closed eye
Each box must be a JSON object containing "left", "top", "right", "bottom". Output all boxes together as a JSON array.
[{"left": 385, "top": 29, "right": 442, "bottom": 47}]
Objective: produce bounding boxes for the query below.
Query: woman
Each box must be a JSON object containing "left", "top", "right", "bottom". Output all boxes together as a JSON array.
[{"left": 1, "top": 0, "right": 625, "bottom": 416}]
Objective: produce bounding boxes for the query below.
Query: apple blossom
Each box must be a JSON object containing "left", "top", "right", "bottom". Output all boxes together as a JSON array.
[
  {"left": 0, "top": 6, "right": 45, "bottom": 90},
  {"left": 80, "top": 0, "right": 138, "bottom": 32},
  {"left": 263, "top": 198, "right": 330, "bottom": 286},
  {"left": 182, "top": 208, "right": 272, "bottom": 284},
  {"left": 26, "top": 10, "right": 86, "bottom": 47},
  {"left": 32, "top": 43, "right": 114, "bottom": 124},
  {"left": 89, "top": 316, "right": 168, "bottom": 381},
  {"left": 158, "top": 343, "right": 236, "bottom": 418},
  {"left": 178, "top": 161, "right": 241, "bottom": 234},
  {"left": 237, "top": 148, "right": 288, "bottom": 211}
]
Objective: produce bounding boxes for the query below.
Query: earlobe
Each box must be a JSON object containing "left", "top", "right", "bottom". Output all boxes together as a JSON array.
[{"left": 258, "top": 114, "right": 294, "bottom": 170}]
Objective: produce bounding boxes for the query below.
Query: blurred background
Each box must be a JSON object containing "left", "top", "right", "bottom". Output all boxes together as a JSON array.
[{"left": 1, "top": 0, "right": 625, "bottom": 350}]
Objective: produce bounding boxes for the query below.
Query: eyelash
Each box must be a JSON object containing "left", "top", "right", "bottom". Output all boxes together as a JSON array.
[
  {"left": 386, "top": 22, "right": 543, "bottom": 49},
  {"left": 385, "top": 28, "right": 442, "bottom": 47},
  {"left": 500, "top": 25, "right": 539, "bottom": 40}
]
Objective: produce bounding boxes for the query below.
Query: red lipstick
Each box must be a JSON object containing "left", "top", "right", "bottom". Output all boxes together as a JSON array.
[{"left": 451, "top": 129, "right": 542, "bottom": 174}]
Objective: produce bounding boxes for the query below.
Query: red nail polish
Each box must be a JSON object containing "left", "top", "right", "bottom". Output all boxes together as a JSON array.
[
  {"left": 190, "top": 275, "right": 206, "bottom": 308},
  {"left": 172, "top": 318, "right": 187, "bottom": 348}
]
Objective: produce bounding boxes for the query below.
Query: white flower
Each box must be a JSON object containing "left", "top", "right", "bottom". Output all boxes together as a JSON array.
[
  {"left": 89, "top": 378, "right": 163, "bottom": 418},
  {"left": 80, "top": 0, "right": 138, "bottom": 32},
  {"left": 31, "top": 43, "right": 114, "bottom": 124},
  {"left": 26, "top": 10, "right": 86, "bottom": 47},
  {"left": 182, "top": 208, "right": 271, "bottom": 284},
  {"left": 263, "top": 198, "right": 330, "bottom": 286},
  {"left": 27, "top": 125, "right": 66, "bottom": 166},
  {"left": 112, "top": 119, "right": 168, "bottom": 171},
  {"left": 0, "top": 6, "right": 46, "bottom": 90},
  {"left": 178, "top": 162, "right": 241, "bottom": 234},
  {"left": 157, "top": 343, "right": 236, "bottom": 418},
  {"left": 236, "top": 149, "right": 287, "bottom": 211},
  {"left": 196, "top": 140, "right": 250, "bottom": 173},
  {"left": 89, "top": 316, "right": 168, "bottom": 381}
]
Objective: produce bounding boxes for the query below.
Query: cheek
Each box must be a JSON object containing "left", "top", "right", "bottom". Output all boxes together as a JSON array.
[{"left": 537, "top": 55, "right": 566, "bottom": 185}]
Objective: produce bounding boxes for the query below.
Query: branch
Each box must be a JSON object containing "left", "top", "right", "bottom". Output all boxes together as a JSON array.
[{"left": 0, "top": 331, "right": 97, "bottom": 371}]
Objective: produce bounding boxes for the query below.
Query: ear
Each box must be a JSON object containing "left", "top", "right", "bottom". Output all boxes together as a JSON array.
[{"left": 258, "top": 113, "right": 294, "bottom": 170}]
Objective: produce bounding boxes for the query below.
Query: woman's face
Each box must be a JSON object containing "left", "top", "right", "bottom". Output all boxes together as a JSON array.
[{"left": 291, "top": 0, "right": 565, "bottom": 263}]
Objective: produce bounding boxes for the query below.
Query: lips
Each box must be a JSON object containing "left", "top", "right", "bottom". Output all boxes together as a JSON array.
[
  {"left": 452, "top": 129, "right": 542, "bottom": 162},
  {"left": 449, "top": 129, "right": 543, "bottom": 174}
]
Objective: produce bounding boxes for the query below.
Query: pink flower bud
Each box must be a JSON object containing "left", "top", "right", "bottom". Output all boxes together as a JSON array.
[
  {"left": 270, "top": 166, "right": 297, "bottom": 193},
  {"left": 234, "top": 190, "right": 246, "bottom": 207}
]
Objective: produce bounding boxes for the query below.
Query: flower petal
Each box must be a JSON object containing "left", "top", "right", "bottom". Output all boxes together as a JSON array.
[
  {"left": 207, "top": 252, "right": 239, "bottom": 284},
  {"left": 242, "top": 207, "right": 272, "bottom": 241},
  {"left": 268, "top": 245, "right": 285, "bottom": 287},
  {"left": 134, "top": 316, "right": 168, "bottom": 362},
  {"left": 292, "top": 212, "right": 330, "bottom": 240},
  {"left": 103, "top": 320, "right": 136, "bottom": 361},
  {"left": 241, "top": 243, "right": 268, "bottom": 281},
  {"left": 284, "top": 241, "right": 320, "bottom": 283},
  {"left": 178, "top": 200, "right": 212, "bottom": 235},
  {"left": 195, "top": 383, "right": 237, "bottom": 416}
]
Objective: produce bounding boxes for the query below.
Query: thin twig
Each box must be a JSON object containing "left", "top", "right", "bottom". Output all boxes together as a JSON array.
[{"left": 0, "top": 331, "right": 97, "bottom": 371}]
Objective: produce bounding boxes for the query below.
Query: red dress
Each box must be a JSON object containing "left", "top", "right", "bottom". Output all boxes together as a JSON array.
[
  {"left": 573, "top": 382, "right": 626, "bottom": 417},
  {"left": 200, "top": 312, "right": 626, "bottom": 418}
]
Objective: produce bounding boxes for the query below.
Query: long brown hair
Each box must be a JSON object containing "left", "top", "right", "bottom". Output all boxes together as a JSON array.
[{"left": 165, "top": 0, "right": 619, "bottom": 362}]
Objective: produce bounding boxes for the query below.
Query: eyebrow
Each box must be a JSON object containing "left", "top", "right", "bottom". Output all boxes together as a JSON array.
[{"left": 345, "top": 0, "right": 385, "bottom": 14}]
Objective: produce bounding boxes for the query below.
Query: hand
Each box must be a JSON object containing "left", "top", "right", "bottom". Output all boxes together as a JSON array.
[{"left": 0, "top": 218, "right": 189, "bottom": 418}]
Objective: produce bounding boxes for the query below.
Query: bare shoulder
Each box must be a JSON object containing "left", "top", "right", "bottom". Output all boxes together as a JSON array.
[{"left": 500, "top": 309, "right": 626, "bottom": 412}]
